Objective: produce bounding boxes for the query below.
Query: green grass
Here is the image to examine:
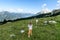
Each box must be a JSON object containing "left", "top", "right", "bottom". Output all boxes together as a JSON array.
[{"left": 0, "top": 15, "right": 60, "bottom": 40}]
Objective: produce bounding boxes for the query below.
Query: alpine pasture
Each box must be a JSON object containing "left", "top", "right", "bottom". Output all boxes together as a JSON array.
[{"left": 0, "top": 15, "right": 60, "bottom": 40}]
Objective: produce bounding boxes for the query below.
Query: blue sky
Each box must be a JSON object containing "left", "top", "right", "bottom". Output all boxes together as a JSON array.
[{"left": 0, "top": 0, "right": 60, "bottom": 13}]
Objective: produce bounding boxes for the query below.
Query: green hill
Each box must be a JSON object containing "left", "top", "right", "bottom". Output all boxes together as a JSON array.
[{"left": 0, "top": 15, "right": 60, "bottom": 40}]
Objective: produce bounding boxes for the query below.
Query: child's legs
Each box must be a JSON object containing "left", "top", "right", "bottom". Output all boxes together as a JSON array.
[
  {"left": 28, "top": 30, "right": 32, "bottom": 36},
  {"left": 30, "top": 30, "right": 32, "bottom": 35}
]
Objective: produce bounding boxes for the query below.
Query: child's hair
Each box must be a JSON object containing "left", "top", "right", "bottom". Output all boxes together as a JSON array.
[{"left": 29, "top": 21, "right": 32, "bottom": 25}]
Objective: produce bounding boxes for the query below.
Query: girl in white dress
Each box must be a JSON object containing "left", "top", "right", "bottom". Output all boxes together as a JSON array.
[{"left": 28, "top": 22, "right": 33, "bottom": 38}]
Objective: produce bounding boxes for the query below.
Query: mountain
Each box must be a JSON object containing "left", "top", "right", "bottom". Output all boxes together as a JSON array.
[
  {"left": 40, "top": 8, "right": 51, "bottom": 13},
  {"left": 24, "top": 9, "right": 60, "bottom": 19},
  {"left": 0, "top": 11, "right": 35, "bottom": 22},
  {"left": 0, "top": 9, "right": 60, "bottom": 22}
]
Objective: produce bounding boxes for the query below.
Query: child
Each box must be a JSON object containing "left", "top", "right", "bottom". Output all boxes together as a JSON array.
[{"left": 28, "top": 22, "right": 33, "bottom": 38}]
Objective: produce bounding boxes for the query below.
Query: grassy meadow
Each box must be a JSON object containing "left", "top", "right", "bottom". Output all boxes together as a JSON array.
[{"left": 0, "top": 15, "right": 60, "bottom": 40}]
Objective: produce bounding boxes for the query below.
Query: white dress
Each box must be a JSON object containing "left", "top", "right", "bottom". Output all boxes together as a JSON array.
[{"left": 28, "top": 24, "right": 33, "bottom": 30}]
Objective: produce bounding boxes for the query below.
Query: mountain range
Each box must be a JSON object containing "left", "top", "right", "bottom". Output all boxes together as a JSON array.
[
  {"left": 0, "top": 9, "right": 60, "bottom": 22},
  {"left": 0, "top": 11, "right": 35, "bottom": 22}
]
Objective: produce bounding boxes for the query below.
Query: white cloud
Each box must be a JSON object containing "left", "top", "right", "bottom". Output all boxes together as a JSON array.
[
  {"left": 4, "top": 8, "right": 24, "bottom": 13},
  {"left": 42, "top": 3, "right": 47, "bottom": 8},
  {"left": 0, "top": 8, "right": 36, "bottom": 14},
  {"left": 57, "top": 0, "right": 60, "bottom": 3},
  {"left": 17, "top": 9, "right": 23, "bottom": 12},
  {"left": 56, "top": 0, "right": 60, "bottom": 9},
  {"left": 0, "top": 8, "right": 3, "bottom": 12}
]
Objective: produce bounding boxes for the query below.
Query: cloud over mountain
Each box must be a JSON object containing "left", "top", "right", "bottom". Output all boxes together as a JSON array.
[{"left": 41, "top": 3, "right": 51, "bottom": 13}]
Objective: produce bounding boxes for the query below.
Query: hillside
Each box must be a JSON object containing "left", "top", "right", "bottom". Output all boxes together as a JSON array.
[{"left": 0, "top": 15, "right": 60, "bottom": 40}]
